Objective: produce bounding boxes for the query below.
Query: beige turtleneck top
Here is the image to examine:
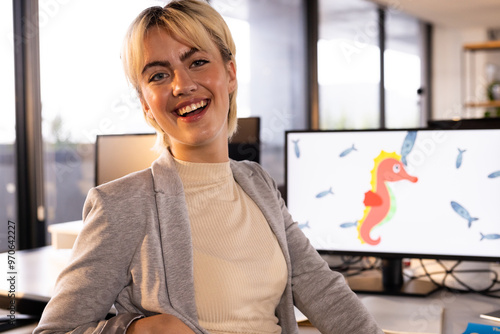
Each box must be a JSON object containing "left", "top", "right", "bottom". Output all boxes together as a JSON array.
[{"left": 174, "top": 158, "right": 288, "bottom": 334}]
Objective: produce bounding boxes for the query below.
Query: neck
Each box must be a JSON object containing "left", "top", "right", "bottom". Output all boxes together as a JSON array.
[{"left": 169, "top": 139, "right": 229, "bottom": 163}]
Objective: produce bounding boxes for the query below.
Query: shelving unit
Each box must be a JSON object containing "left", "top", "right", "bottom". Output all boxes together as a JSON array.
[
  {"left": 463, "top": 40, "right": 500, "bottom": 51},
  {"left": 462, "top": 40, "right": 500, "bottom": 116},
  {"left": 464, "top": 100, "right": 500, "bottom": 108}
]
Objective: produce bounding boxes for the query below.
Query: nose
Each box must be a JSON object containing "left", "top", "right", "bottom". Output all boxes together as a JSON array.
[{"left": 172, "top": 69, "right": 197, "bottom": 96}]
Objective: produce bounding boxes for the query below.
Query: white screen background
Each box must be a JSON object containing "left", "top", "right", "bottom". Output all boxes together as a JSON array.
[{"left": 286, "top": 130, "right": 500, "bottom": 259}]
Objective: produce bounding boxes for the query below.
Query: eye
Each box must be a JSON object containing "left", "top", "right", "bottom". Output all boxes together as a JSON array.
[
  {"left": 149, "top": 72, "right": 169, "bottom": 83},
  {"left": 393, "top": 164, "right": 401, "bottom": 173},
  {"left": 191, "top": 59, "right": 209, "bottom": 68}
]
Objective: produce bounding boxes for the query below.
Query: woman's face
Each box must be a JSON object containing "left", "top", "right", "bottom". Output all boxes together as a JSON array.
[{"left": 139, "top": 28, "right": 237, "bottom": 162}]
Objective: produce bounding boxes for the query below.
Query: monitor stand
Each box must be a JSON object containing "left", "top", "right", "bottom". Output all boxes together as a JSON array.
[{"left": 346, "top": 258, "right": 441, "bottom": 297}]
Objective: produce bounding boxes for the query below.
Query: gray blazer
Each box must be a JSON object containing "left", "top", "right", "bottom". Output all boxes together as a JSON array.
[{"left": 34, "top": 151, "right": 383, "bottom": 334}]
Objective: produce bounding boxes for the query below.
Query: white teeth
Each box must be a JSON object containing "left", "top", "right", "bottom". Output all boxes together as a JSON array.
[{"left": 177, "top": 100, "right": 207, "bottom": 115}]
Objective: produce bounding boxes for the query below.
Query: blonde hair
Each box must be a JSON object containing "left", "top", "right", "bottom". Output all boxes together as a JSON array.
[{"left": 121, "top": 0, "right": 238, "bottom": 148}]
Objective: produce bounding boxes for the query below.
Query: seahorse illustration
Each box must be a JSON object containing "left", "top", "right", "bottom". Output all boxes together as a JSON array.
[{"left": 357, "top": 151, "right": 418, "bottom": 245}]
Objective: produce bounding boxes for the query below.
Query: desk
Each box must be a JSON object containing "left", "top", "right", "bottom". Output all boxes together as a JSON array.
[
  {"left": 295, "top": 292, "right": 500, "bottom": 334},
  {"left": 0, "top": 247, "right": 70, "bottom": 332},
  {"left": 0, "top": 246, "right": 71, "bottom": 303},
  {"left": 1, "top": 247, "right": 499, "bottom": 334},
  {"left": 0, "top": 323, "right": 38, "bottom": 333},
  {"left": 359, "top": 292, "right": 500, "bottom": 334}
]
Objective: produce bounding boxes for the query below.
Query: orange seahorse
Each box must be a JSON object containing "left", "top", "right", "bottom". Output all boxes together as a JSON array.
[{"left": 357, "top": 151, "right": 418, "bottom": 245}]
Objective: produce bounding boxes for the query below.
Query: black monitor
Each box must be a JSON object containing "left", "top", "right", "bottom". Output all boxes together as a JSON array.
[
  {"left": 228, "top": 116, "right": 260, "bottom": 163},
  {"left": 428, "top": 117, "right": 500, "bottom": 129},
  {"left": 285, "top": 128, "right": 500, "bottom": 296}
]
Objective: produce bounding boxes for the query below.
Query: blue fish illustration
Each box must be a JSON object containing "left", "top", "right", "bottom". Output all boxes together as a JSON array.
[
  {"left": 488, "top": 170, "right": 500, "bottom": 178},
  {"left": 450, "top": 201, "right": 478, "bottom": 228},
  {"left": 292, "top": 139, "right": 300, "bottom": 158},
  {"left": 298, "top": 221, "right": 310, "bottom": 229},
  {"left": 340, "top": 221, "right": 358, "bottom": 228},
  {"left": 339, "top": 144, "right": 356, "bottom": 157},
  {"left": 401, "top": 131, "right": 417, "bottom": 166},
  {"left": 480, "top": 233, "right": 500, "bottom": 241},
  {"left": 316, "top": 187, "right": 334, "bottom": 198},
  {"left": 456, "top": 148, "right": 466, "bottom": 169}
]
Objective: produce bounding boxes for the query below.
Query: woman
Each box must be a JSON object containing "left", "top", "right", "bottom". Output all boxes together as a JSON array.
[{"left": 34, "top": 1, "right": 383, "bottom": 333}]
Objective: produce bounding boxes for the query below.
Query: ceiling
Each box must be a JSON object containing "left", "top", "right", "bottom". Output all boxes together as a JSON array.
[{"left": 369, "top": 0, "right": 500, "bottom": 29}]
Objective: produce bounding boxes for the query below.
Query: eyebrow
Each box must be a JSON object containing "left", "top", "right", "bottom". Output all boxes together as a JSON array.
[{"left": 141, "top": 47, "right": 200, "bottom": 75}]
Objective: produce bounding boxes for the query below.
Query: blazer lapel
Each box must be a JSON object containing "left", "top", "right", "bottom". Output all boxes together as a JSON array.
[
  {"left": 231, "top": 162, "right": 296, "bottom": 333},
  {"left": 150, "top": 151, "right": 200, "bottom": 326},
  {"left": 230, "top": 162, "right": 291, "bottom": 266}
]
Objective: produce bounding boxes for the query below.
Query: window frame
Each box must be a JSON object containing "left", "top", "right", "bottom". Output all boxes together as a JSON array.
[{"left": 13, "top": 0, "right": 45, "bottom": 249}]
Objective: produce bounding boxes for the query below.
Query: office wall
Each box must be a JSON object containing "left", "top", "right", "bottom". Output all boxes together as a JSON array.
[{"left": 432, "top": 26, "right": 488, "bottom": 120}]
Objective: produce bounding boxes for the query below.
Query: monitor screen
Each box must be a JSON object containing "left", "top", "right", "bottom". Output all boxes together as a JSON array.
[
  {"left": 95, "top": 133, "right": 158, "bottom": 186},
  {"left": 285, "top": 128, "right": 500, "bottom": 295}
]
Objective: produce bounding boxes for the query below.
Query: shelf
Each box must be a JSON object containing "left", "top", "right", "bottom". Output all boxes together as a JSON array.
[
  {"left": 462, "top": 41, "right": 500, "bottom": 117},
  {"left": 463, "top": 40, "right": 500, "bottom": 51},
  {"left": 465, "top": 100, "right": 500, "bottom": 108}
]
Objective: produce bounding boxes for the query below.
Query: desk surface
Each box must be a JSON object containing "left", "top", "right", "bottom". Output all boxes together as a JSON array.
[
  {"left": 0, "top": 246, "right": 71, "bottom": 302},
  {"left": 1, "top": 247, "right": 499, "bottom": 334},
  {"left": 362, "top": 292, "right": 499, "bottom": 334}
]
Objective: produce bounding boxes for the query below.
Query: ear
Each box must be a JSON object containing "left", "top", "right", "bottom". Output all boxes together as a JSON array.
[
  {"left": 226, "top": 60, "right": 237, "bottom": 94},
  {"left": 140, "top": 97, "right": 155, "bottom": 120}
]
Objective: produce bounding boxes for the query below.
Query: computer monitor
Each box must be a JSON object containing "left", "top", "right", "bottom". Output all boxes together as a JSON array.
[
  {"left": 95, "top": 117, "right": 260, "bottom": 186},
  {"left": 285, "top": 128, "right": 500, "bottom": 296},
  {"left": 229, "top": 116, "right": 260, "bottom": 163},
  {"left": 428, "top": 117, "right": 500, "bottom": 129},
  {"left": 95, "top": 133, "right": 158, "bottom": 186}
]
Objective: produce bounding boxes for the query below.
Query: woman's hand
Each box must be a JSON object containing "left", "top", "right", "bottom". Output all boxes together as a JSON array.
[{"left": 127, "top": 314, "right": 196, "bottom": 334}]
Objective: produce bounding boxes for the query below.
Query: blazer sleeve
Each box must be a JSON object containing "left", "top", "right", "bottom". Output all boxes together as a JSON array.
[
  {"left": 33, "top": 187, "right": 147, "bottom": 334},
  {"left": 254, "top": 164, "right": 384, "bottom": 334}
]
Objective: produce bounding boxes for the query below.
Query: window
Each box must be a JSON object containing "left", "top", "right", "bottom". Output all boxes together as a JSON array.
[
  {"left": 38, "top": 0, "right": 427, "bottom": 230},
  {"left": 318, "top": 0, "right": 380, "bottom": 129},
  {"left": 39, "top": 1, "right": 158, "bottom": 230},
  {"left": 318, "top": 0, "right": 426, "bottom": 130},
  {"left": 0, "top": 0, "right": 16, "bottom": 252},
  {"left": 38, "top": 0, "right": 305, "bottom": 233},
  {"left": 212, "top": 0, "right": 307, "bottom": 185},
  {"left": 385, "top": 10, "right": 422, "bottom": 128}
]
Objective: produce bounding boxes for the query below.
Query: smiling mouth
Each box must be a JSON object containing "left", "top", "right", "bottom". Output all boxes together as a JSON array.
[{"left": 176, "top": 100, "right": 208, "bottom": 117}]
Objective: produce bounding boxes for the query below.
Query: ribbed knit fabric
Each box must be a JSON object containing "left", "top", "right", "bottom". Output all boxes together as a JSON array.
[{"left": 174, "top": 158, "right": 288, "bottom": 334}]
